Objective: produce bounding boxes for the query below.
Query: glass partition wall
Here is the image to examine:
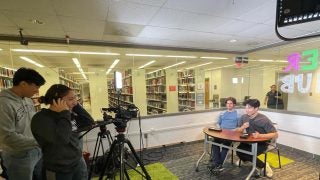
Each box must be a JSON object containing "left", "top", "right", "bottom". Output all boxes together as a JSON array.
[{"left": 1, "top": 37, "right": 320, "bottom": 118}]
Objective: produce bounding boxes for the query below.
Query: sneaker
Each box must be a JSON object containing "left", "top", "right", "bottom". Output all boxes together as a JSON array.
[
  {"left": 265, "top": 162, "right": 273, "bottom": 178},
  {"left": 235, "top": 159, "right": 251, "bottom": 166},
  {"left": 214, "top": 164, "right": 224, "bottom": 172},
  {"left": 255, "top": 168, "right": 263, "bottom": 177}
]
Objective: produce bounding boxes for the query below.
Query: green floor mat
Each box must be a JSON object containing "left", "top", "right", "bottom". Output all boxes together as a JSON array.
[
  {"left": 258, "top": 152, "right": 294, "bottom": 168},
  {"left": 92, "top": 162, "right": 178, "bottom": 180}
]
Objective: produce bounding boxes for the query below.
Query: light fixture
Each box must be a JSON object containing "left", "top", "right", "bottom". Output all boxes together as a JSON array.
[
  {"left": 106, "top": 59, "right": 120, "bottom": 75},
  {"left": 163, "top": 61, "right": 186, "bottom": 69},
  {"left": 185, "top": 62, "right": 212, "bottom": 69},
  {"left": 200, "top": 56, "right": 228, "bottom": 60},
  {"left": 72, "top": 58, "right": 87, "bottom": 80},
  {"left": 125, "top": 53, "right": 163, "bottom": 57},
  {"left": 229, "top": 39, "right": 237, "bottom": 43},
  {"left": 11, "top": 49, "right": 120, "bottom": 55},
  {"left": 69, "top": 72, "right": 95, "bottom": 75},
  {"left": 139, "top": 60, "right": 156, "bottom": 69},
  {"left": 29, "top": 19, "right": 44, "bottom": 25},
  {"left": 164, "top": 55, "right": 197, "bottom": 58},
  {"left": 19, "top": 56, "right": 44, "bottom": 67},
  {"left": 0, "top": 48, "right": 3, "bottom": 51},
  {"left": 147, "top": 69, "right": 162, "bottom": 74},
  {"left": 258, "top": 59, "right": 274, "bottom": 62}
]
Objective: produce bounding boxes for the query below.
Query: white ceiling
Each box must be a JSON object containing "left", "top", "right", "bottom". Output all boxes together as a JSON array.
[{"left": 0, "top": 0, "right": 320, "bottom": 81}]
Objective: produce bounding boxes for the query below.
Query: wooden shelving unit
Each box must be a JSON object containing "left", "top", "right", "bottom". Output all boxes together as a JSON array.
[
  {"left": 107, "top": 69, "right": 147, "bottom": 115},
  {"left": 59, "top": 70, "right": 82, "bottom": 101},
  {"left": 146, "top": 69, "right": 178, "bottom": 115},
  {"left": 177, "top": 70, "right": 196, "bottom": 112},
  {"left": 0, "top": 67, "right": 14, "bottom": 91}
]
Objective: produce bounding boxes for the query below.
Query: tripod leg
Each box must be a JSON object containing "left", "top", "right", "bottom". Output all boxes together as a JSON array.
[
  {"left": 125, "top": 139, "right": 151, "bottom": 180},
  {"left": 99, "top": 139, "right": 118, "bottom": 180},
  {"left": 120, "top": 142, "right": 125, "bottom": 180},
  {"left": 88, "top": 134, "right": 101, "bottom": 180}
]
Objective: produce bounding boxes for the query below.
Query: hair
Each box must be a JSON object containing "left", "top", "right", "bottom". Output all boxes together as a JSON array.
[
  {"left": 39, "top": 84, "right": 72, "bottom": 105},
  {"left": 270, "top": 84, "right": 276, "bottom": 88},
  {"left": 244, "top": 98, "right": 260, "bottom": 108},
  {"left": 13, "top": 67, "right": 46, "bottom": 86},
  {"left": 225, "top": 97, "right": 236, "bottom": 104}
]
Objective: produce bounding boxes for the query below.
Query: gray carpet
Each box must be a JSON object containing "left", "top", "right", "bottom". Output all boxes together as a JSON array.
[{"left": 141, "top": 141, "right": 320, "bottom": 180}]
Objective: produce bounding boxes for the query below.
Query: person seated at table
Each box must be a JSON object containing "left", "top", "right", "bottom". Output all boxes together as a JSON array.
[
  {"left": 235, "top": 99, "right": 278, "bottom": 178},
  {"left": 209, "top": 97, "right": 242, "bottom": 171}
]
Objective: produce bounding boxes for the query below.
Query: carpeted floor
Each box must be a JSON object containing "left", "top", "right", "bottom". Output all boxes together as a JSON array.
[{"left": 139, "top": 141, "right": 320, "bottom": 180}]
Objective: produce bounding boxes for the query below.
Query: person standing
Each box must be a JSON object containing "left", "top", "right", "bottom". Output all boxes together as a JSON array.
[
  {"left": 0, "top": 67, "right": 46, "bottom": 180},
  {"left": 236, "top": 99, "right": 278, "bottom": 178},
  {"left": 31, "top": 84, "right": 89, "bottom": 180},
  {"left": 209, "top": 97, "right": 242, "bottom": 171},
  {"left": 264, "top": 84, "right": 284, "bottom": 109}
]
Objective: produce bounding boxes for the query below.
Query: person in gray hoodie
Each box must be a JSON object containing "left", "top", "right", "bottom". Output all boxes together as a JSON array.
[{"left": 0, "top": 67, "right": 45, "bottom": 180}]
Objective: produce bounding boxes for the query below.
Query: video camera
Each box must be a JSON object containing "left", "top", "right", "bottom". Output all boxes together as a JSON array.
[{"left": 101, "top": 104, "right": 139, "bottom": 131}]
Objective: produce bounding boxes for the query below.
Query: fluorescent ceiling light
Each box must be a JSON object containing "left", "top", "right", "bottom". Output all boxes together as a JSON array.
[
  {"left": 106, "top": 59, "right": 120, "bottom": 75},
  {"left": 106, "top": 68, "right": 112, "bottom": 75},
  {"left": 147, "top": 69, "right": 162, "bottom": 74},
  {"left": 258, "top": 59, "right": 274, "bottom": 62},
  {"left": 110, "top": 59, "right": 120, "bottom": 69},
  {"left": 19, "top": 56, "right": 44, "bottom": 68},
  {"left": 164, "top": 55, "right": 197, "bottom": 58},
  {"left": 229, "top": 39, "right": 237, "bottom": 43},
  {"left": 126, "top": 53, "right": 163, "bottom": 57},
  {"left": 0, "top": 48, "right": 3, "bottom": 51},
  {"left": 163, "top": 61, "right": 186, "bottom": 69},
  {"left": 139, "top": 60, "right": 156, "bottom": 69},
  {"left": 186, "top": 62, "right": 212, "bottom": 69},
  {"left": 200, "top": 57, "right": 228, "bottom": 60},
  {"left": 11, "top": 49, "right": 120, "bottom": 55},
  {"left": 72, "top": 58, "right": 87, "bottom": 80}
]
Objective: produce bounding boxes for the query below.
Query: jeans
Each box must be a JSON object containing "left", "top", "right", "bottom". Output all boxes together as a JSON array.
[
  {"left": 46, "top": 157, "right": 87, "bottom": 180},
  {"left": 236, "top": 142, "right": 268, "bottom": 168},
  {"left": 2, "top": 147, "right": 42, "bottom": 180},
  {"left": 212, "top": 139, "right": 232, "bottom": 166}
]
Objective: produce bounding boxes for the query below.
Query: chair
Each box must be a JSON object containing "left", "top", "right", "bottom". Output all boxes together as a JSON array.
[
  {"left": 237, "top": 124, "right": 281, "bottom": 177},
  {"left": 263, "top": 137, "right": 281, "bottom": 176}
]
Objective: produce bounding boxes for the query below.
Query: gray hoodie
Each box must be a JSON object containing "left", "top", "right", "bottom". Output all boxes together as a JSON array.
[{"left": 0, "top": 89, "right": 38, "bottom": 154}]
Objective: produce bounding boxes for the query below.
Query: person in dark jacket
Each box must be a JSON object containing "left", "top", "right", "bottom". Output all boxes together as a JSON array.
[{"left": 31, "top": 84, "right": 93, "bottom": 180}]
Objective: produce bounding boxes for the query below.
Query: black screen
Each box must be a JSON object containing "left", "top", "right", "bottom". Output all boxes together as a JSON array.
[{"left": 278, "top": 0, "right": 320, "bottom": 27}]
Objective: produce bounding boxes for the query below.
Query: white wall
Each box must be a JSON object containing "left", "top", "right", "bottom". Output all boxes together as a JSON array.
[{"left": 82, "top": 110, "right": 320, "bottom": 157}]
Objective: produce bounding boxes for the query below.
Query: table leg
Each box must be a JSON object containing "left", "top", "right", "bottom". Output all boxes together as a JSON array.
[
  {"left": 196, "top": 134, "right": 208, "bottom": 171},
  {"left": 246, "top": 143, "right": 257, "bottom": 180}
]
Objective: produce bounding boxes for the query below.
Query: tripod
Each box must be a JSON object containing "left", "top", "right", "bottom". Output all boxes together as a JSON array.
[
  {"left": 88, "top": 126, "right": 113, "bottom": 180},
  {"left": 98, "top": 128, "right": 151, "bottom": 180}
]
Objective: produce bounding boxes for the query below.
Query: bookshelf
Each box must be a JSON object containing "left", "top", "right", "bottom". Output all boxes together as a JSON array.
[
  {"left": 146, "top": 69, "right": 178, "bottom": 115},
  {"left": 58, "top": 70, "right": 82, "bottom": 101},
  {"left": 0, "top": 67, "right": 14, "bottom": 91},
  {"left": 177, "top": 70, "right": 196, "bottom": 112},
  {"left": 107, "top": 69, "right": 147, "bottom": 115}
]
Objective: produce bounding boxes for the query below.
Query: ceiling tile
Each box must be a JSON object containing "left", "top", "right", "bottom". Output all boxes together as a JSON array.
[
  {"left": 108, "top": 1, "right": 159, "bottom": 25},
  {"left": 0, "top": 0, "right": 56, "bottom": 15},
  {"left": 104, "top": 22, "right": 145, "bottom": 37},
  {"left": 149, "top": 8, "right": 197, "bottom": 28},
  {"left": 52, "top": 0, "right": 109, "bottom": 20},
  {"left": 126, "top": 0, "right": 167, "bottom": 6},
  {"left": 213, "top": 20, "right": 257, "bottom": 35}
]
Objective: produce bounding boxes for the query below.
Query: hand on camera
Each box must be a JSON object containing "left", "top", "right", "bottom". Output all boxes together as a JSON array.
[{"left": 51, "top": 98, "right": 68, "bottom": 112}]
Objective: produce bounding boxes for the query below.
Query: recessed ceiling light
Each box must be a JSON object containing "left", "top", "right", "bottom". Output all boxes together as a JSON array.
[{"left": 229, "top": 39, "right": 237, "bottom": 43}]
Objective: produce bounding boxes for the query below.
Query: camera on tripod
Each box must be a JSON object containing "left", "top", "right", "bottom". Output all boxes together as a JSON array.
[{"left": 101, "top": 104, "right": 138, "bottom": 131}]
